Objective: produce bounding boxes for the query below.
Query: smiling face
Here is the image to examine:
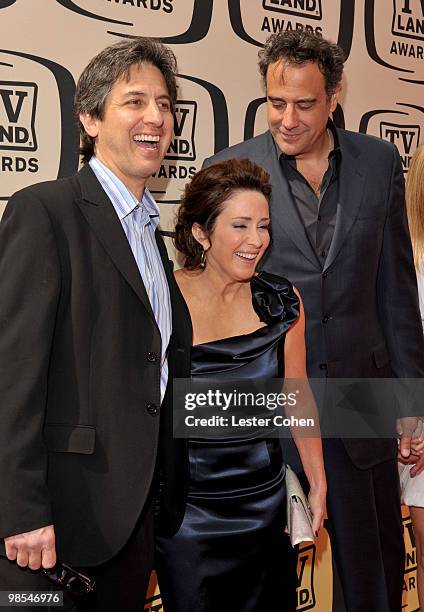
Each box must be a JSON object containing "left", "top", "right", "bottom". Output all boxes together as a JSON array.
[
  {"left": 79, "top": 62, "right": 174, "bottom": 199},
  {"left": 193, "top": 189, "right": 271, "bottom": 282},
  {"left": 266, "top": 60, "right": 339, "bottom": 159}
]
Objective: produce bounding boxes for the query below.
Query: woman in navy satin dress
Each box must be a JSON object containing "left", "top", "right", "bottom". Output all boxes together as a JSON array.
[{"left": 156, "top": 159, "right": 326, "bottom": 612}]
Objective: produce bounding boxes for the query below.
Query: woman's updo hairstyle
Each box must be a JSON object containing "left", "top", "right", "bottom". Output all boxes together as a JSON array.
[{"left": 174, "top": 158, "right": 272, "bottom": 269}]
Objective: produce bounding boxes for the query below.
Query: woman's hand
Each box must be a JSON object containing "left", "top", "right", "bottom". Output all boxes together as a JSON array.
[{"left": 308, "top": 482, "right": 327, "bottom": 536}]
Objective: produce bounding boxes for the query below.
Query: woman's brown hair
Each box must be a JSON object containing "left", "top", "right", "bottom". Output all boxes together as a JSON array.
[{"left": 174, "top": 158, "right": 272, "bottom": 269}]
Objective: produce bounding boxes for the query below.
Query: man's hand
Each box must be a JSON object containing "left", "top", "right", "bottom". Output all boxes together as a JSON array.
[
  {"left": 4, "top": 525, "right": 56, "bottom": 570},
  {"left": 397, "top": 417, "right": 420, "bottom": 458}
]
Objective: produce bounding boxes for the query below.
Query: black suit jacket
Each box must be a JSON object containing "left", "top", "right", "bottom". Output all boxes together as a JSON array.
[
  {"left": 205, "top": 129, "right": 424, "bottom": 468},
  {"left": 0, "top": 164, "right": 190, "bottom": 565}
]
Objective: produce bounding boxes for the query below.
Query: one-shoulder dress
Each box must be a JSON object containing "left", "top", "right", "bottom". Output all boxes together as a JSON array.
[{"left": 156, "top": 272, "right": 300, "bottom": 612}]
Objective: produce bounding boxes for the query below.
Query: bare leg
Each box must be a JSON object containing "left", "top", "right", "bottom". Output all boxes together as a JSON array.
[{"left": 410, "top": 505, "right": 424, "bottom": 610}]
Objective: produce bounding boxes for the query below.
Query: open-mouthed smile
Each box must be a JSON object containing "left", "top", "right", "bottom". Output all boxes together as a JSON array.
[{"left": 235, "top": 252, "right": 259, "bottom": 261}]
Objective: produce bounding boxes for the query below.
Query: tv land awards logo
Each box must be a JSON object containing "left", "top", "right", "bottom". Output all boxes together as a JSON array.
[
  {"left": 359, "top": 104, "right": 424, "bottom": 173},
  {"left": 148, "top": 75, "right": 228, "bottom": 204},
  {"left": 392, "top": 0, "right": 424, "bottom": 41},
  {"left": 0, "top": 82, "right": 37, "bottom": 153},
  {"left": 402, "top": 514, "right": 419, "bottom": 610},
  {"left": 0, "top": 50, "right": 77, "bottom": 201},
  {"left": 365, "top": 0, "right": 424, "bottom": 82},
  {"left": 379, "top": 122, "right": 420, "bottom": 163},
  {"left": 262, "top": 0, "right": 323, "bottom": 20},
  {"left": 166, "top": 101, "right": 197, "bottom": 162},
  {"left": 297, "top": 543, "right": 316, "bottom": 611},
  {"left": 55, "top": 0, "right": 213, "bottom": 43},
  {"left": 228, "top": 0, "right": 354, "bottom": 58}
]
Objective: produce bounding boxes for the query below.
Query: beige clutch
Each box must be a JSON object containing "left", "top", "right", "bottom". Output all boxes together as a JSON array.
[
  {"left": 398, "top": 462, "right": 424, "bottom": 507},
  {"left": 285, "top": 464, "right": 315, "bottom": 547}
]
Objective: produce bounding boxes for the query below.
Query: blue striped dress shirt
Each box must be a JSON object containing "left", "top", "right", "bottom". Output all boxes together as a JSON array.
[{"left": 89, "top": 156, "right": 172, "bottom": 403}]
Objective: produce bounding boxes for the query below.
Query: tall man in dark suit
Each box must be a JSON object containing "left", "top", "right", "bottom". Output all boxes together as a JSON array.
[
  {"left": 205, "top": 30, "right": 424, "bottom": 612},
  {"left": 0, "top": 38, "right": 190, "bottom": 611}
]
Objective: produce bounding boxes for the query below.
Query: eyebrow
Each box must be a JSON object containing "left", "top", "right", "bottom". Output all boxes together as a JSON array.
[
  {"left": 123, "top": 90, "right": 171, "bottom": 101},
  {"left": 268, "top": 95, "right": 316, "bottom": 104},
  {"left": 231, "top": 216, "right": 270, "bottom": 221}
]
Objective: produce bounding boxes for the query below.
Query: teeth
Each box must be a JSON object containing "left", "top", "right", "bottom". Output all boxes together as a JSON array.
[
  {"left": 133, "top": 134, "right": 160, "bottom": 142},
  {"left": 235, "top": 252, "right": 257, "bottom": 260}
]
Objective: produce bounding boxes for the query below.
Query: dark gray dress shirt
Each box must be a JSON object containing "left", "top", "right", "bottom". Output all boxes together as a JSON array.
[{"left": 278, "top": 121, "right": 341, "bottom": 266}]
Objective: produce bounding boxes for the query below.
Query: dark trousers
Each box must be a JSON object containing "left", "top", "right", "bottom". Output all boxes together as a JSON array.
[
  {"left": 324, "top": 439, "right": 404, "bottom": 612},
  {"left": 0, "top": 503, "right": 154, "bottom": 612}
]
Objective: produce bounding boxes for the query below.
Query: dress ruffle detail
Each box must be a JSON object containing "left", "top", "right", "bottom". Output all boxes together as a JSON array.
[{"left": 251, "top": 270, "right": 299, "bottom": 326}]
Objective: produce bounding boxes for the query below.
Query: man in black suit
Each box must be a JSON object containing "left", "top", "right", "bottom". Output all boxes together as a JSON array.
[
  {"left": 205, "top": 30, "right": 424, "bottom": 612},
  {"left": 0, "top": 38, "right": 190, "bottom": 611}
]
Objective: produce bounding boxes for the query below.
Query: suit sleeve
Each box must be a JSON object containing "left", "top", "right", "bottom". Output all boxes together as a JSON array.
[
  {"left": 377, "top": 145, "right": 424, "bottom": 414},
  {"left": 0, "top": 189, "right": 60, "bottom": 540}
]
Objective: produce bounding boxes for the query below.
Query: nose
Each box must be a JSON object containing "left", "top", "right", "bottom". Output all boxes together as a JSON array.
[
  {"left": 247, "top": 228, "right": 263, "bottom": 248},
  {"left": 143, "top": 100, "right": 164, "bottom": 126},
  {"left": 282, "top": 104, "right": 299, "bottom": 130}
]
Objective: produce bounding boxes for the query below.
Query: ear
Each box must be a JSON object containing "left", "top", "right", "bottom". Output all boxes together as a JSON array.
[
  {"left": 329, "top": 84, "right": 341, "bottom": 114},
  {"left": 191, "top": 223, "right": 211, "bottom": 251},
  {"left": 79, "top": 112, "right": 100, "bottom": 139}
]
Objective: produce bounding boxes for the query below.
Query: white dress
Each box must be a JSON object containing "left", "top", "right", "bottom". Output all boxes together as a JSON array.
[{"left": 399, "top": 268, "right": 424, "bottom": 507}]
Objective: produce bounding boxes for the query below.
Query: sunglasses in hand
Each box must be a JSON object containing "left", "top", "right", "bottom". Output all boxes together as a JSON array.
[{"left": 43, "top": 561, "right": 96, "bottom": 597}]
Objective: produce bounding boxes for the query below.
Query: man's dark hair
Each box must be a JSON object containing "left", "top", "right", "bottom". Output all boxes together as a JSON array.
[
  {"left": 74, "top": 37, "right": 178, "bottom": 163},
  {"left": 258, "top": 30, "right": 344, "bottom": 97}
]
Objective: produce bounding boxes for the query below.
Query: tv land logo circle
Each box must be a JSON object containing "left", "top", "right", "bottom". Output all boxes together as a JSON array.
[
  {"left": 147, "top": 74, "right": 229, "bottom": 204},
  {"left": 0, "top": 50, "right": 78, "bottom": 201},
  {"left": 359, "top": 103, "right": 424, "bottom": 173},
  {"left": 365, "top": 0, "right": 424, "bottom": 83},
  {"left": 228, "top": 0, "right": 354, "bottom": 58},
  {"left": 55, "top": 0, "right": 213, "bottom": 43}
]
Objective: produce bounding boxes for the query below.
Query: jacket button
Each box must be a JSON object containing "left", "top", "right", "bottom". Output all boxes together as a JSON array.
[
  {"left": 147, "top": 403, "right": 159, "bottom": 415},
  {"left": 322, "top": 315, "right": 330, "bottom": 324},
  {"left": 322, "top": 271, "right": 328, "bottom": 278},
  {"left": 319, "top": 363, "right": 328, "bottom": 370},
  {"left": 147, "top": 352, "right": 158, "bottom": 363}
]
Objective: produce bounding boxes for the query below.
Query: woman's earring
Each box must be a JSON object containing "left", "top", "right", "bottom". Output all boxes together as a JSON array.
[{"left": 199, "top": 248, "right": 206, "bottom": 269}]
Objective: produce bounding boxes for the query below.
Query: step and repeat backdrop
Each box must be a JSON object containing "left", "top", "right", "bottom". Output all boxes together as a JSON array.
[{"left": 1, "top": 1, "right": 423, "bottom": 610}]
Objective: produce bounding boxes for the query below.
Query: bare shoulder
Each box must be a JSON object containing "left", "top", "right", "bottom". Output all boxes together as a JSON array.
[
  {"left": 174, "top": 268, "right": 203, "bottom": 299},
  {"left": 174, "top": 267, "right": 186, "bottom": 285}
]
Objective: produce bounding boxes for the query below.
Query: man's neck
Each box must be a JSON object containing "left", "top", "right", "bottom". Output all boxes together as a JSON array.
[{"left": 93, "top": 154, "right": 146, "bottom": 202}]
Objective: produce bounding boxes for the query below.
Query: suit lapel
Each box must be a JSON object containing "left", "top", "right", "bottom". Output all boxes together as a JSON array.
[
  {"left": 324, "top": 131, "right": 366, "bottom": 271},
  {"left": 259, "top": 132, "right": 321, "bottom": 269},
  {"left": 75, "top": 164, "right": 156, "bottom": 320}
]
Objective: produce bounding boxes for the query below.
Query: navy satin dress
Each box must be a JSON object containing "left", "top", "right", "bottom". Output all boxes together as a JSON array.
[{"left": 156, "top": 272, "right": 299, "bottom": 612}]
